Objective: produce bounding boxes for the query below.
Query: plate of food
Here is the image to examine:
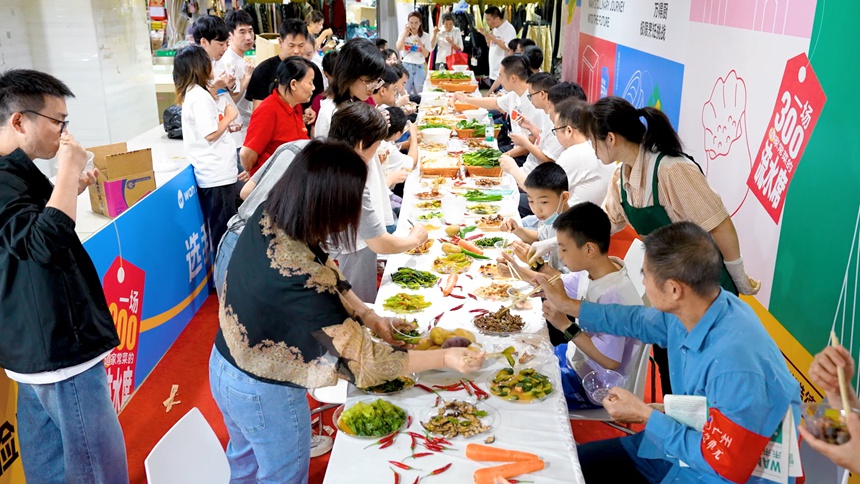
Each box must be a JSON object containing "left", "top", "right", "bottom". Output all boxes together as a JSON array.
[
  {"left": 471, "top": 309, "right": 526, "bottom": 335},
  {"left": 415, "top": 200, "right": 442, "bottom": 210},
  {"left": 356, "top": 374, "right": 420, "bottom": 396},
  {"left": 485, "top": 338, "right": 554, "bottom": 369},
  {"left": 382, "top": 293, "right": 432, "bottom": 314},
  {"left": 415, "top": 189, "right": 444, "bottom": 200},
  {"left": 391, "top": 267, "right": 439, "bottom": 289},
  {"left": 467, "top": 203, "right": 501, "bottom": 215},
  {"left": 474, "top": 236, "right": 505, "bottom": 249},
  {"left": 477, "top": 263, "right": 509, "bottom": 280},
  {"left": 485, "top": 367, "right": 555, "bottom": 404},
  {"left": 462, "top": 190, "right": 504, "bottom": 203},
  {"left": 421, "top": 399, "right": 499, "bottom": 439},
  {"left": 390, "top": 318, "right": 426, "bottom": 344},
  {"left": 476, "top": 215, "right": 505, "bottom": 231},
  {"left": 406, "top": 239, "right": 434, "bottom": 255},
  {"left": 417, "top": 211, "right": 444, "bottom": 221},
  {"left": 333, "top": 398, "right": 412, "bottom": 438},
  {"left": 432, "top": 253, "right": 474, "bottom": 274},
  {"left": 474, "top": 282, "right": 513, "bottom": 300}
]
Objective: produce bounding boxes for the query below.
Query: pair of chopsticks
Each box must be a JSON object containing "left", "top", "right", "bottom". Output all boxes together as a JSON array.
[
  {"left": 830, "top": 331, "right": 853, "bottom": 416},
  {"left": 497, "top": 274, "right": 561, "bottom": 316}
]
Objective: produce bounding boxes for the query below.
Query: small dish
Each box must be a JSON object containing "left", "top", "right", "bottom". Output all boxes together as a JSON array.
[
  {"left": 356, "top": 374, "right": 421, "bottom": 396},
  {"left": 333, "top": 398, "right": 412, "bottom": 439}
]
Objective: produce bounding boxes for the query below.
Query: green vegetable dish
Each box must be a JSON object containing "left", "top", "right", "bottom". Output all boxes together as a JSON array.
[
  {"left": 337, "top": 399, "right": 408, "bottom": 437},
  {"left": 462, "top": 149, "right": 502, "bottom": 168},
  {"left": 419, "top": 123, "right": 450, "bottom": 130},
  {"left": 475, "top": 237, "right": 504, "bottom": 248},
  {"left": 431, "top": 71, "right": 471, "bottom": 80},
  {"left": 383, "top": 293, "right": 432, "bottom": 313},
  {"left": 359, "top": 376, "right": 416, "bottom": 395},
  {"left": 463, "top": 190, "right": 503, "bottom": 202},
  {"left": 391, "top": 267, "right": 439, "bottom": 290},
  {"left": 390, "top": 319, "right": 423, "bottom": 344},
  {"left": 489, "top": 368, "right": 554, "bottom": 402},
  {"left": 417, "top": 211, "right": 443, "bottom": 220},
  {"left": 455, "top": 119, "right": 486, "bottom": 137}
]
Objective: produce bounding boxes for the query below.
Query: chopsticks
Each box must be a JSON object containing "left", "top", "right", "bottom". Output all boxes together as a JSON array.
[
  {"left": 497, "top": 274, "right": 561, "bottom": 316},
  {"left": 830, "top": 331, "right": 852, "bottom": 416}
]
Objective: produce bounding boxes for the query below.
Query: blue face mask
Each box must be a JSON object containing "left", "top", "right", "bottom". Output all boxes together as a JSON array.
[{"left": 540, "top": 198, "right": 565, "bottom": 226}]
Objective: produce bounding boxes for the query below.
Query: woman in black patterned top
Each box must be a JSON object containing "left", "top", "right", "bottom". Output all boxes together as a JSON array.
[{"left": 209, "top": 139, "right": 485, "bottom": 482}]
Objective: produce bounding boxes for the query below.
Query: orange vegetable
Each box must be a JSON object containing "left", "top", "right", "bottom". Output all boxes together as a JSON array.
[
  {"left": 465, "top": 443, "right": 539, "bottom": 463},
  {"left": 457, "top": 239, "right": 484, "bottom": 255},
  {"left": 442, "top": 273, "right": 458, "bottom": 296},
  {"left": 473, "top": 460, "right": 545, "bottom": 484}
]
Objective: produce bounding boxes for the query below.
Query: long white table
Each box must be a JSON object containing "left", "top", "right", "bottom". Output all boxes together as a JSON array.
[{"left": 323, "top": 165, "right": 585, "bottom": 482}]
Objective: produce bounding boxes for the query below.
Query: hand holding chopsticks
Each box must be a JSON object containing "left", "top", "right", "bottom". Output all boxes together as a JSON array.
[
  {"left": 830, "top": 331, "right": 853, "bottom": 416},
  {"left": 497, "top": 274, "right": 561, "bottom": 316}
]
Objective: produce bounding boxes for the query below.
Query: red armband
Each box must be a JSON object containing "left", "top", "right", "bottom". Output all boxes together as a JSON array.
[{"left": 701, "top": 408, "right": 770, "bottom": 483}]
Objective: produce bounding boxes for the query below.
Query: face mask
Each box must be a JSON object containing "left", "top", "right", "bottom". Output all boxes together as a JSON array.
[{"left": 541, "top": 198, "right": 565, "bottom": 225}]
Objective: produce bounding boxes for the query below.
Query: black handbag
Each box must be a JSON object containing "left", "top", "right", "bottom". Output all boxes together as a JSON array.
[{"left": 163, "top": 104, "right": 183, "bottom": 139}]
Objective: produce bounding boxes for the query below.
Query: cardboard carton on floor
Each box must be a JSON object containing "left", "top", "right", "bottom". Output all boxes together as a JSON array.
[{"left": 87, "top": 143, "right": 156, "bottom": 218}]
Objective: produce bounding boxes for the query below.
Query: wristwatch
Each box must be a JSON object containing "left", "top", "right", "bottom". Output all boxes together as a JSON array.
[{"left": 563, "top": 318, "right": 583, "bottom": 341}]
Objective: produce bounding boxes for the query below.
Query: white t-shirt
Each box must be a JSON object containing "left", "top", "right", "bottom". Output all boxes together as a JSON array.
[
  {"left": 561, "top": 258, "right": 644, "bottom": 379},
  {"left": 522, "top": 111, "right": 561, "bottom": 174},
  {"left": 555, "top": 141, "right": 614, "bottom": 206},
  {"left": 221, "top": 48, "right": 254, "bottom": 123},
  {"left": 5, "top": 351, "right": 112, "bottom": 384},
  {"left": 435, "top": 27, "right": 464, "bottom": 63},
  {"left": 181, "top": 85, "right": 238, "bottom": 188},
  {"left": 488, "top": 21, "right": 517, "bottom": 79},
  {"left": 496, "top": 89, "right": 540, "bottom": 136},
  {"left": 401, "top": 33, "right": 432, "bottom": 65},
  {"left": 314, "top": 98, "right": 337, "bottom": 138},
  {"left": 378, "top": 140, "right": 414, "bottom": 173}
]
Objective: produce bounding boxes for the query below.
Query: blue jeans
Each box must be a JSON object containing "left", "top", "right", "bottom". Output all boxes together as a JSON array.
[
  {"left": 209, "top": 348, "right": 311, "bottom": 483},
  {"left": 215, "top": 230, "right": 240, "bottom": 300},
  {"left": 16, "top": 362, "right": 129, "bottom": 483},
  {"left": 403, "top": 62, "right": 426, "bottom": 96}
]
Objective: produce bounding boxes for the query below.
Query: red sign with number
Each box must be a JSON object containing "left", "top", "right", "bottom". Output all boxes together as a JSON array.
[
  {"left": 101, "top": 256, "right": 146, "bottom": 413},
  {"left": 747, "top": 53, "right": 826, "bottom": 223}
]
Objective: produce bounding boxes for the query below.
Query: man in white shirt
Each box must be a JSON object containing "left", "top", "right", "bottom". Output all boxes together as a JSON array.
[
  {"left": 478, "top": 6, "right": 517, "bottom": 87},
  {"left": 223, "top": 10, "right": 256, "bottom": 129},
  {"left": 553, "top": 98, "right": 614, "bottom": 206}
]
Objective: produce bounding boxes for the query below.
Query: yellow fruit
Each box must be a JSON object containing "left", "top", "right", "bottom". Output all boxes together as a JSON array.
[
  {"left": 452, "top": 328, "right": 476, "bottom": 343},
  {"left": 415, "top": 337, "right": 433, "bottom": 351},
  {"left": 430, "top": 327, "right": 451, "bottom": 345},
  {"left": 441, "top": 242, "right": 461, "bottom": 254},
  {"left": 445, "top": 225, "right": 461, "bottom": 237}
]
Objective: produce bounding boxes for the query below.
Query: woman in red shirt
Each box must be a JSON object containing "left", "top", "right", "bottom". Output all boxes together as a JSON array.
[{"left": 240, "top": 56, "right": 316, "bottom": 175}]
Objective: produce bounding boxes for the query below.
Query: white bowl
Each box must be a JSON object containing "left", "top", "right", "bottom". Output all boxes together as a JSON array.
[
  {"left": 421, "top": 91, "right": 445, "bottom": 101},
  {"left": 463, "top": 109, "right": 489, "bottom": 121},
  {"left": 452, "top": 65, "right": 469, "bottom": 72},
  {"left": 421, "top": 128, "right": 452, "bottom": 145}
]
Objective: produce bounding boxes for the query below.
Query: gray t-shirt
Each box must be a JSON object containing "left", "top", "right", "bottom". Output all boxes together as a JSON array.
[{"left": 226, "top": 140, "right": 310, "bottom": 235}]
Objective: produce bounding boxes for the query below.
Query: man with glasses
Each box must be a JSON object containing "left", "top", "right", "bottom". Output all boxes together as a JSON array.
[
  {"left": 552, "top": 97, "right": 614, "bottom": 206},
  {"left": 0, "top": 69, "right": 127, "bottom": 482}
]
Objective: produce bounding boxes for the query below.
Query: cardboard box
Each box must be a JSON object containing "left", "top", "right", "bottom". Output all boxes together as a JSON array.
[
  {"left": 254, "top": 34, "right": 281, "bottom": 65},
  {"left": 87, "top": 143, "right": 156, "bottom": 218}
]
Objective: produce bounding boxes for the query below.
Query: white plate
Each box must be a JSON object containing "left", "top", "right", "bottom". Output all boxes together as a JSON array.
[
  {"left": 333, "top": 399, "right": 413, "bottom": 439},
  {"left": 481, "top": 368, "right": 558, "bottom": 404},
  {"left": 421, "top": 400, "right": 500, "bottom": 439}
]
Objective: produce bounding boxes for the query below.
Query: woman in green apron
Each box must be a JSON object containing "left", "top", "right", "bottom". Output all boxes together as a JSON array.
[{"left": 568, "top": 96, "right": 759, "bottom": 396}]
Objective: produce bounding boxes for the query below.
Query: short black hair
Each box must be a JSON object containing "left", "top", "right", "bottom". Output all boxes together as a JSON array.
[
  {"left": 379, "top": 66, "right": 401, "bottom": 90},
  {"left": 264, "top": 139, "right": 367, "bottom": 250},
  {"left": 644, "top": 222, "right": 722, "bottom": 296},
  {"left": 277, "top": 56, "right": 315, "bottom": 89},
  {"left": 383, "top": 48, "right": 400, "bottom": 63},
  {"left": 192, "top": 15, "right": 229, "bottom": 43},
  {"left": 521, "top": 38, "right": 536, "bottom": 48},
  {"left": 306, "top": 10, "right": 325, "bottom": 24},
  {"left": 280, "top": 18, "right": 309, "bottom": 40},
  {"left": 524, "top": 162, "right": 567, "bottom": 195},
  {"left": 393, "top": 63, "right": 409, "bottom": 78},
  {"left": 329, "top": 101, "right": 389, "bottom": 149},
  {"left": 484, "top": 6, "right": 502, "bottom": 18},
  {"left": 322, "top": 51, "right": 339, "bottom": 75},
  {"left": 507, "top": 38, "right": 523, "bottom": 51},
  {"left": 554, "top": 202, "right": 611, "bottom": 254},
  {"left": 385, "top": 106, "right": 407, "bottom": 137},
  {"left": 527, "top": 72, "right": 557, "bottom": 92},
  {"left": 548, "top": 82, "right": 587, "bottom": 106},
  {"left": 523, "top": 45, "right": 543, "bottom": 70},
  {"left": 225, "top": 10, "right": 254, "bottom": 33},
  {"left": 375, "top": 38, "right": 389, "bottom": 49},
  {"left": 500, "top": 55, "right": 531, "bottom": 81},
  {"left": 0, "top": 69, "right": 74, "bottom": 123},
  {"left": 441, "top": 13, "right": 455, "bottom": 23},
  {"left": 329, "top": 38, "right": 386, "bottom": 105},
  {"left": 556, "top": 98, "right": 589, "bottom": 130}
]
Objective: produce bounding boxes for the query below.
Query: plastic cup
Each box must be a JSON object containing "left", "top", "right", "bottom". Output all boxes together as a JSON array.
[
  {"left": 582, "top": 369, "right": 626, "bottom": 405},
  {"left": 442, "top": 194, "right": 465, "bottom": 225},
  {"left": 84, "top": 151, "right": 95, "bottom": 172},
  {"left": 802, "top": 401, "right": 859, "bottom": 445}
]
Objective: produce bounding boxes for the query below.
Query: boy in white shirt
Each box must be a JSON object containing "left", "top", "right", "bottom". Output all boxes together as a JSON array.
[{"left": 553, "top": 98, "right": 615, "bottom": 206}]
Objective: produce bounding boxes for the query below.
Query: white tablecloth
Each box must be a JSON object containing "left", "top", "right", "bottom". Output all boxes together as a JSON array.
[{"left": 323, "top": 167, "right": 585, "bottom": 483}]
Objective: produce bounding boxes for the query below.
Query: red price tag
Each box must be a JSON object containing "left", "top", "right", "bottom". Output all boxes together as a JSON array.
[
  {"left": 746, "top": 53, "right": 826, "bottom": 223},
  {"left": 101, "top": 256, "right": 146, "bottom": 413}
]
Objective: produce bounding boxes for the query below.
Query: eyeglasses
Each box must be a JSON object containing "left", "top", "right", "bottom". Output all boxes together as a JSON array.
[
  {"left": 551, "top": 125, "right": 570, "bottom": 134},
  {"left": 362, "top": 78, "right": 385, "bottom": 90},
  {"left": 22, "top": 110, "right": 69, "bottom": 134},
  {"left": 526, "top": 90, "right": 545, "bottom": 101}
]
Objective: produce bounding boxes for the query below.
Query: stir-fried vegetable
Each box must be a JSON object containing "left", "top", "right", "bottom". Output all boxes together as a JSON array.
[
  {"left": 391, "top": 267, "right": 439, "bottom": 290},
  {"left": 463, "top": 190, "right": 504, "bottom": 202},
  {"left": 475, "top": 237, "right": 504, "bottom": 248},
  {"left": 462, "top": 149, "right": 502, "bottom": 168},
  {"left": 383, "top": 293, "right": 433, "bottom": 313}
]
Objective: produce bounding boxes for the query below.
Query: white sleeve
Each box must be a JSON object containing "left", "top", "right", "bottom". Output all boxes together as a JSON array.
[
  {"left": 501, "top": 23, "right": 517, "bottom": 43},
  {"left": 496, "top": 91, "right": 517, "bottom": 114},
  {"left": 189, "top": 91, "right": 219, "bottom": 139}
]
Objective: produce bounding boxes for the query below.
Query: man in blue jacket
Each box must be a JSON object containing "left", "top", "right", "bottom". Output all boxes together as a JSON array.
[
  {"left": 0, "top": 70, "right": 127, "bottom": 482},
  {"left": 536, "top": 222, "right": 801, "bottom": 483}
]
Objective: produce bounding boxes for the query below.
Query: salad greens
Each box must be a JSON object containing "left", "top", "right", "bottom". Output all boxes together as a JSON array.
[
  {"left": 455, "top": 119, "right": 486, "bottom": 137},
  {"left": 339, "top": 399, "right": 407, "bottom": 436},
  {"left": 463, "top": 190, "right": 504, "bottom": 202},
  {"left": 431, "top": 71, "right": 471, "bottom": 80},
  {"left": 419, "top": 123, "right": 451, "bottom": 130},
  {"left": 462, "top": 149, "right": 502, "bottom": 168},
  {"left": 391, "top": 267, "right": 439, "bottom": 290}
]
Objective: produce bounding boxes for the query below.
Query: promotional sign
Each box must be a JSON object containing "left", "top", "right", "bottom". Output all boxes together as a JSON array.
[{"left": 747, "top": 53, "right": 826, "bottom": 223}]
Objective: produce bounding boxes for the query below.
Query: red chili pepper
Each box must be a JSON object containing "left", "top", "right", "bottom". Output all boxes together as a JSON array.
[
  {"left": 461, "top": 379, "right": 473, "bottom": 396},
  {"left": 410, "top": 452, "right": 434, "bottom": 459},
  {"left": 450, "top": 303, "right": 465, "bottom": 310},
  {"left": 423, "top": 443, "right": 444, "bottom": 452},
  {"left": 389, "top": 461, "right": 421, "bottom": 471},
  {"left": 432, "top": 312, "right": 444, "bottom": 326},
  {"left": 467, "top": 380, "right": 489, "bottom": 400},
  {"left": 469, "top": 308, "right": 489, "bottom": 313},
  {"left": 431, "top": 437, "right": 453, "bottom": 446},
  {"left": 412, "top": 477, "right": 420, "bottom": 484},
  {"left": 425, "top": 463, "right": 452, "bottom": 477},
  {"left": 466, "top": 234, "right": 483, "bottom": 241},
  {"left": 391, "top": 467, "right": 400, "bottom": 484},
  {"left": 408, "top": 432, "right": 427, "bottom": 441},
  {"left": 468, "top": 293, "right": 477, "bottom": 300},
  {"left": 435, "top": 395, "right": 441, "bottom": 407},
  {"left": 407, "top": 415, "right": 413, "bottom": 428},
  {"left": 380, "top": 439, "right": 395, "bottom": 450},
  {"left": 415, "top": 384, "right": 435, "bottom": 393},
  {"left": 410, "top": 434, "right": 416, "bottom": 453},
  {"left": 364, "top": 433, "right": 397, "bottom": 449},
  {"left": 454, "top": 285, "right": 463, "bottom": 290},
  {"left": 507, "top": 480, "right": 534, "bottom": 483},
  {"left": 465, "top": 274, "right": 474, "bottom": 279},
  {"left": 449, "top": 294, "right": 466, "bottom": 299}
]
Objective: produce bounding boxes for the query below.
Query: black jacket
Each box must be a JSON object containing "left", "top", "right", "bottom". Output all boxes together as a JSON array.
[{"left": 0, "top": 149, "right": 119, "bottom": 373}]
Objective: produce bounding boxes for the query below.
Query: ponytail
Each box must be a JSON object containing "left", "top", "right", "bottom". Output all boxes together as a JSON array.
[{"left": 578, "top": 96, "right": 683, "bottom": 157}]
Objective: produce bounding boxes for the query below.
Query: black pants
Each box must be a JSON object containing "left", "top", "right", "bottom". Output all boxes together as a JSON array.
[
  {"left": 652, "top": 345, "right": 673, "bottom": 397},
  {"left": 198, "top": 184, "right": 237, "bottom": 265},
  {"left": 579, "top": 431, "right": 672, "bottom": 483}
]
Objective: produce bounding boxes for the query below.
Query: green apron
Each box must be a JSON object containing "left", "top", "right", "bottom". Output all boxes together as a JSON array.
[{"left": 620, "top": 153, "right": 738, "bottom": 295}]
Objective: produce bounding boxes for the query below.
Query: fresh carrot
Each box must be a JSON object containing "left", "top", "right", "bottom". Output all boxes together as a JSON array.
[
  {"left": 457, "top": 239, "right": 484, "bottom": 255},
  {"left": 442, "top": 273, "right": 458, "bottom": 297},
  {"left": 465, "top": 444, "right": 540, "bottom": 463},
  {"left": 472, "top": 460, "right": 545, "bottom": 484}
]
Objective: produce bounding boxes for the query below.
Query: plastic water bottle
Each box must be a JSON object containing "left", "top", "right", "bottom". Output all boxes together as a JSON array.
[{"left": 484, "top": 113, "right": 494, "bottom": 143}]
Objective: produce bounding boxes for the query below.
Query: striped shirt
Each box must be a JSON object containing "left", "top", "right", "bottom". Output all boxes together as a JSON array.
[{"left": 603, "top": 146, "right": 729, "bottom": 234}]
